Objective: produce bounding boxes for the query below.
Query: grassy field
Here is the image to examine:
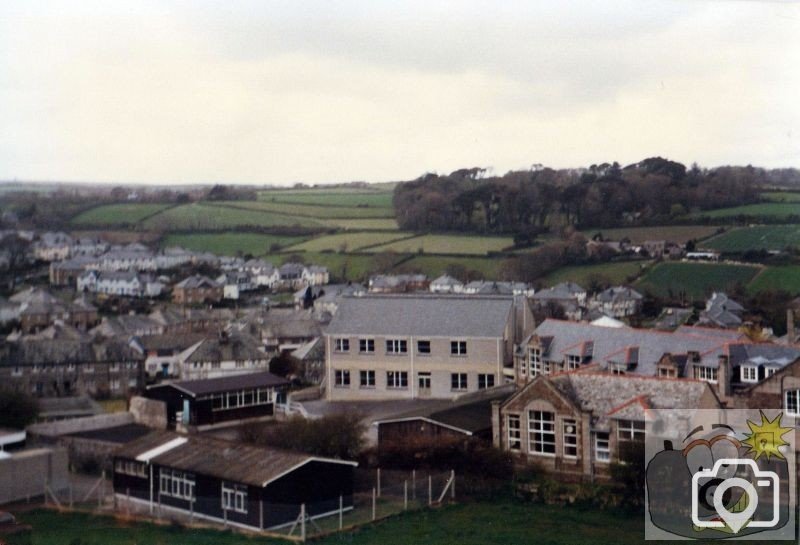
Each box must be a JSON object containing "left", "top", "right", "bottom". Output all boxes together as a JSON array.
[
  {"left": 541, "top": 261, "right": 649, "bottom": 287},
  {"left": 224, "top": 200, "right": 395, "bottom": 219},
  {"left": 71, "top": 204, "right": 173, "bottom": 226},
  {"left": 269, "top": 251, "right": 400, "bottom": 282},
  {"left": 9, "top": 501, "right": 752, "bottom": 545},
  {"left": 141, "top": 203, "right": 324, "bottom": 230},
  {"left": 580, "top": 225, "right": 721, "bottom": 244},
  {"left": 761, "top": 191, "right": 800, "bottom": 202},
  {"left": 693, "top": 202, "right": 800, "bottom": 220},
  {"left": 285, "top": 232, "right": 413, "bottom": 252},
  {"left": 748, "top": 266, "right": 800, "bottom": 294},
  {"left": 259, "top": 190, "right": 393, "bottom": 208},
  {"left": 635, "top": 262, "right": 761, "bottom": 298},
  {"left": 321, "top": 218, "right": 400, "bottom": 230},
  {"left": 394, "top": 255, "right": 505, "bottom": 279},
  {"left": 703, "top": 225, "right": 800, "bottom": 252},
  {"left": 162, "top": 233, "right": 306, "bottom": 256},
  {"left": 367, "top": 235, "right": 514, "bottom": 256}
]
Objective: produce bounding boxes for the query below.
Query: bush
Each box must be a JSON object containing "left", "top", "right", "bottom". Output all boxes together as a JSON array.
[
  {"left": 0, "top": 389, "right": 39, "bottom": 429},
  {"left": 240, "top": 413, "right": 365, "bottom": 459}
]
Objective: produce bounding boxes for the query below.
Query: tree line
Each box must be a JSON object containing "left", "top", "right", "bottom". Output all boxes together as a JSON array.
[{"left": 393, "top": 158, "right": 791, "bottom": 234}]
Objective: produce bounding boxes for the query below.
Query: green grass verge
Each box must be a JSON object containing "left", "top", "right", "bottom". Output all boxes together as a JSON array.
[
  {"left": 747, "top": 266, "right": 800, "bottom": 295},
  {"left": 635, "top": 262, "right": 760, "bottom": 299},
  {"left": 541, "top": 261, "right": 649, "bottom": 287},
  {"left": 703, "top": 225, "right": 800, "bottom": 252},
  {"left": 693, "top": 202, "right": 800, "bottom": 220},
  {"left": 71, "top": 204, "right": 172, "bottom": 226},
  {"left": 580, "top": 225, "right": 721, "bottom": 244},
  {"left": 367, "top": 235, "right": 514, "bottom": 256},
  {"left": 142, "top": 203, "right": 324, "bottom": 230},
  {"left": 285, "top": 232, "right": 413, "bottom": 253},
  {"left": 162, "top": 233, "right": 306, "bottom": 256}
]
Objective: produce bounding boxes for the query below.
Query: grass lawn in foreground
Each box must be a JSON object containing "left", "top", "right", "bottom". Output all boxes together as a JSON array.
[{"left": 635, "top": 262, "right": 760, "bottom": 299}]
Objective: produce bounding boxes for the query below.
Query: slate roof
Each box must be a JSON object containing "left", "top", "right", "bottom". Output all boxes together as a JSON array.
[
  {"left": 430, "top": 275, "right": 464, "bottom": 288},
  {"left": 3, "top": 338, "right": 142, "bottom": 366},
  {"left": 594, "top": 286, "right": 643, "bottom": 303},
  {"left": 548, "top": 373, "right": 714, "bottom": 429},
  {"left": 325, "top": 294, "right": 514, "bottom": 338},
  {"left": 115, "top": 431, "right": 356, "bottom": 487},
  {"left": 727, "top": 343, "right": 800, "bottom": 369},
  {"left": 699, "top": 292, "right": 744, "bottom": 328},
  {"left": 175, "top": 275, "right": 220, "bottom": 290},
  {"left": 532, "top": 282, "right": 585, "bottom": 301},
  {"left": 464, "top": 281, "right": 529, "bottom": 295},
  {"left": 149, "top": 371, "right": 289, "bottom": 397},
  {"left": 183, "top": 332, "right": 266, "bottom": 363},
  {"left": 527, "top": 319, "right": 744, "bottom": 375}
]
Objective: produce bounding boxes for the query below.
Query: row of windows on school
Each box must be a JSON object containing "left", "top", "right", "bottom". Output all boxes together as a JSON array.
[
  {"left": 115, "top": 462, "right": 249, "bottom": 514},
  {"left": 506, "top": 410, "right": 644, "bottom": 462},
  {"left": 333, "top": 369, "right": 496, "bottom": 391},
  {"left": 332, "top": 338, "right": 470, "bottom": 356}
]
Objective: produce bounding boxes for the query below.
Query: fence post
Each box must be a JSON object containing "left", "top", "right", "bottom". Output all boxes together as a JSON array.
[
  {"left": 190, "top": 498, "right": 194, "bottom": 523},
  {"left": 223, "top": 507, "right": 228, "bottom": 528},
  {"left": 451, "top": 470, "right": 456, "bottom": 500},
  {"left": 428, "top": 475, "right": 432, "bottom": 506},
  {"left": 300, "top": 503, "right": 306, "bottom": 543},
  {"left": 69, "top": 485, "right": 73, "bottom": 509},
  {"left": 372, "top": 488, "right": 376, "bottom": 521},
  {"left": 126, "top": 488, "right": 130, "bottom": 516},
  {"left": 412, "top": 470, "right": 416, "bottom": 500},
  {"left": 43, "top": 479, "right": 48, "bottom": 507},
  {"left": 404, "top": 481, "right": 408, "bottom": 510},
  {"left": 158, "top": 492, "right": 162, "bottom": 518},
  {"left": 339, "top": 495, "right": 343, "bottom": 530},
  {"left": 101, "top": 470, "right": 106, "bottom": 507},
  {"left": 377, "top": 468, "right": 381, "bottom": 498}
]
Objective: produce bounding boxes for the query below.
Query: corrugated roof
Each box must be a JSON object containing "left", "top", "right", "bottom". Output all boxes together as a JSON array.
[{"left": 326, "top": 294, "right": 514, "bottom": 338}]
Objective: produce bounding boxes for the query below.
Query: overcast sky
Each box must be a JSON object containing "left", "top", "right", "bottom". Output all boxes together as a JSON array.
[{"left": 1, "top": 1, "right": 798, "bottom": 185}]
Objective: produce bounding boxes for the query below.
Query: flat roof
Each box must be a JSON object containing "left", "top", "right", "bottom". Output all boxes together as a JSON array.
[{"left": 147, "top": 371, "right": 290, "bottom": 397}]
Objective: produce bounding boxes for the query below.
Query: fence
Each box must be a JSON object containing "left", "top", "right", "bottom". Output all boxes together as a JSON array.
[{"left": 44, "top": 468, "right": 456, "bottom": 543}]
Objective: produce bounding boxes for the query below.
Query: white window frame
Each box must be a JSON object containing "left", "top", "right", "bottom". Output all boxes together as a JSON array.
[
  {"left": 159, "top": 468, "right": 195, "bottom": 500},
  {"left": 478, "top": 374, "right": 495, "bottom": 390},
  {"left": 595, "top": 432, "right": 610, "bottom": 463},
  {"left": 221, "top": 482, "right": 248, "bottom": 514},
  {"left": 334, "top": 338, "right": 350, "bottom": 352},
  {"left": 418, "top": 372, "right": 431, "bottom": 389},
  {"left": 334, "top": 369, "right": 350, "bottom": 387},
  {"left": 741, "top": 366, "right": 758, "bottom": 383},
  {"left": 529, "top": 348, "right": 543, "bottom": 377},
  {"left": 566, "top": 355, "right": 581, "bottom": 370},
  {"left": 386, "top": 371, "right": 408, "bottom": 389},
  {"left": 508, "top": 414, "right": 522, "bottom": 451},
  {"left": 694, "top": 366, "right": 718, "bottom": 383},
  {"left": 563, "top": 419, "right": 578, "bottom": 458},
  {"left": 528, "top": 410, "right": 556, "bottom": 456},
  {"left": 386, "top": 339, "right": 408, "bottom": 354},
  {"left": 450, "top": 373, "right": 467, "bottom": 391},
  {"left": 766, "top": 367, "right": 777, "bottom": 378},
  {"left": 360, "top": 370, "right": 376, "bottom": 388},
  {"left": 450, "top": 340, "right": 467, "bottom": 356},
  {"left": 617, "top": 419, "right": 645, "bottom": 441},
  {"left": 785, "top": 389, "right": 800, "bottom": 417},
  {"left": 417, "top": 340, "right": 431, "bottom": 355},
  {"left": 359, "top": 338, "right": 375, "bottom": 353}
]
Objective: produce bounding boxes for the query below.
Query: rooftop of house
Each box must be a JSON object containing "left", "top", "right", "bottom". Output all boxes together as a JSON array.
[
  {"left": 183, "top": 332, "right": 266, "bottom": 363},
  {"left": 149, "top": 370, "right": 289, "bottom": 397},
  {"left": 326, "top": 294, "right": 515, "bottom": 338},
  {"left": 174, "top": 274, "right": 221, "bottom": 290},
  {"left": 593, "top": 286, "right": 643, "bottom": 303},
  {"left": 114, "top": 431, "right": 356, "bottom": 487},
  {"left": 430, "top": 275, "right": 464, "bottom": 287},
  {"left": 531, "top": 282, "right": 586, "bottom": 301},
  {"left": 4, "top": 337, "right": 143, "bottom": 365}
]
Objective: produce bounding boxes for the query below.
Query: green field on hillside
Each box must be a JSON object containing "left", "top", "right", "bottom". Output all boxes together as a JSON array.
[
  {"left": 761, "top": 191, "right": 800, "bottom": 202},
  {"left": 259, "top": 190, "right": 393, "bottom": 208},
  {"left": 162, "top": 232, "right": 305, "bottom": 256},
  {"left": 71, "top": 203, "right": 173, "bottom": 226},
  {"left": 541, "top": 261, "right": 649, "bottom": 287},
  {"left": 580, "top": 225, "right": 721, "bottom": 244},
  {"left": 394, "top": 255, "right": 505, "bottom": 279},
  {"left": 367, "top": 234, "right": 514, "bottom": 255},
  {"left": 694, "top": 202, "right": 800, "bottom": 220},
  {"left": 142, "top": 203, "right": 324, "bottom": 230},
  {"left": 747, "top": 266, "right": 800, "bottom": 295},
  {"left": 703, "top": 225, "right": 800, "bottom": 252},
  {"left": 224, "top": 200, "right": 395, "bottom": 219},
  {"left": 273, "top": 251, "right": 401, "bottom": 282},
  {"left": 636, "top": 262, "right": 760, "bottom": 298},
  {"left": 285, "top": 231, "right": 413, "bottom": 252},
  {"left": 322, "top": 218, "right": 400, "bottom": 230}
]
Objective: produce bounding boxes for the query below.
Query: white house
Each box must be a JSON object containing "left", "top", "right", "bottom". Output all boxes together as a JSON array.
[
  {"left": 241, "top": 259, "right": 280, "bottom": 288},
  {"left": 217, "top": 271, "right": 256, "bottom": 300},
  {"left": 33, "top": 232, "right": 73, "bottom": 262},
  {"left": 78, "top": 270, "right": 164, "bottom": 298},
  {"left": 429, "top": 275, "right": 465, "bottom": 294},
  {"left": 302, "top": 265, "right": 330, "bottom": 287}
]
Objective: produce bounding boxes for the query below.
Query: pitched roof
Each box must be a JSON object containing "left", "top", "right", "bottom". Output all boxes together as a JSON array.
[
  {"left": 115, "top": 431, "right": 356, "bottom": 487},
  {"left": 183, "top": 332, "right": 266, "bottom": 363},
  {"left": 175, "top": 275, "right": 220, "bottom": 290},
  {"left": 149, "top": 371, "right": 289, "bottom": 397},
  {"left": 325, "top": 294, "right": 514, "bottom": 338},
  {"left": 594, "top": 286, "right": 643, "bottom": 303}
]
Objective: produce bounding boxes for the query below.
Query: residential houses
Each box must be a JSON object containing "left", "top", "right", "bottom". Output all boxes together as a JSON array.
[
  {"left": 429, "top": 275, "right": 464, "bottom": 294},
  {"left": 531, "top": 282, "right": 587, "bottom": 320},
  {"left": 241, "top": 259, "right": 279, "bottom": 289},
  {"left": 77, "top": 270, "right": 165, "bottom": 298},
  {"left": 697, "top": 292, "right": 744, "bottom": 329},
  {"left": 177, "top": 332, "right": 270, "bottom": 381},
  {"left": 589, "top": 286, "right": 643, "bottom": 318},
  {"left": 32, "top": 232, "right": 73, "bottom": 262},
  {"left": 324, "top": 294, "right": 534, "bottom": 400},
  {"left": 217, "top": 271, "right": 256, "bottom": 300},
  {"left": 368, "top": 274, "right": 429, "bottom": 293},
  {"left": 463, "top": 281, "right": 534, "bottom": 297},
  {"left": 9, "top": 288, "right": 98, "bottom": 333},
  {"left": 278, "top": 263, "right": 307, "bottom": 289},
  {"left": 173, "top": 275, "right": 223, "bottom": 305}
]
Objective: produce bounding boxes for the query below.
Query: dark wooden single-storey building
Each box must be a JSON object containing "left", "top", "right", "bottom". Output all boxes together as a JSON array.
[
  {"left": 145, "top": 372, "right": 289, "bottom": 428},
  {"left": 113, "top": 431, "right": 357, "bottom": 530}
]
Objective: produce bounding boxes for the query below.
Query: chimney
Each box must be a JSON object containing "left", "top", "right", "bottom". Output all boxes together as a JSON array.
[
  {"left": 788, "top": 309, "right": 796, "bottom": 345},
  {"left": 718, "top": 354, "right": 731, "bottom": 400}
]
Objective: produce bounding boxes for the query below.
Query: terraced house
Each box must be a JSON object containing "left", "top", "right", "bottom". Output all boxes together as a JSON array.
[{"left": 324, "top": 294, "right": 534, "bottom": 400}]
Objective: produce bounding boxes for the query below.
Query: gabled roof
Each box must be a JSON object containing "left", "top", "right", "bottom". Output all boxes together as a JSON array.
[
  {"left": 183, "top": 332, "right": 266, "bottom": 363},
  {"left": 115, "top": 431, "right": 357, "bottom": 487},
  {"left": 594, "top": 286, "right": 643, "bottom": 303},
  {"left": 430, "top": 275, "right": 464, "bottom": 287},
  {"left": 175, "top": 275, "right": 220, "bottom": 290},
  {"left": 325, "top": 294, "right": 514, "bottom": 338}
]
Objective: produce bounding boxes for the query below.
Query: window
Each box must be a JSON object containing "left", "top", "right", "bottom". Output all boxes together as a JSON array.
[
  {"left": 418, "top": 372, "right": 431, "bottom": 389},
  {"left": 508, "top": 414, "right": 521, "bottom": 450},
  {"left": 563, "top": 419, "right": 578, "bottom": 458},
  {"left": 785, "top": 390, "right": 800, "bottom": 416},
  {"left": 450, "top": 341, "right": 467, "bottom": 356},
  {"left": 110, "top": 363, "right": 119, "bottom": 372},
  {"left": 617, "top": 420, "right": 645, "bottom": 441},
  {"left": 334, "top": 338, "right": 350, "bottom": 352},
  {"left": 360, "top": 370, "right": 375, "bottom": 388},
  {"left": 595, "top": 432, "right": 610, "bottom": 462},
  {"left": 478, "top": 374, "right": 495, "bottom": 390},
  {"left": 658, "top": 367, "right": 676, "bottom": 378},
  {"left": 359, "top": 339, "right": 375, "bottom": 353},
  {"left": 334, "top": 369, "right": 351, "bottom": 387},
  {"left": 386, "top": 371, "right": 408, "bottom": 389},
  {"left": 83, "top": 364, "right": 94, "bottom": 373},
  {"left": 128, "top": 377, "right": 138, "bottom": 388},
  {"left": 694, "top": 366, "right": 718, "bottom": 383},
  {"left": 766, "top": 368, "right": 777, "bottom": 378},
  {"left": 221, "top": 482, "right": 248, "bottom": 514},
  {"left": 528, "top": 411, "right": 556, "bottom": 455},
  {"left": 450, "top": 373, "right": 467, "bottom": 391},
  {"left": 741, "top": 366, "right": 758, "bottom": 383},
  {"left": 110, "top": 379, "right": 120, "bottom": 391},
  {"left": 11, "top": 366, "right": 22, "bottom": 377},
  {"left": 529, "top": 349, "right": 543, "bottom": 377},
  {"left": 566, "top": 355, "right": 581, "bottom": 370},
  {"left": 159, "top": 469, "right": 195, "bottom": 500},
  {"left": 386, "top": 339, "right": 408, "bottom": 354},
  {"left": 417, "top": 340, "right": 431, "bottom": 355},
  {"left": 115, "top": 460, "right": 147, "bottom": 478}
]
